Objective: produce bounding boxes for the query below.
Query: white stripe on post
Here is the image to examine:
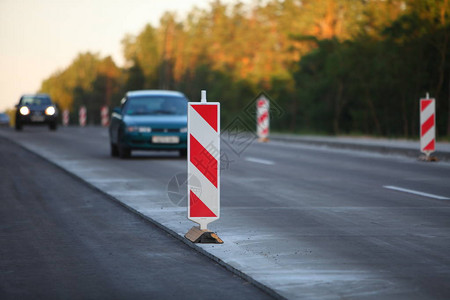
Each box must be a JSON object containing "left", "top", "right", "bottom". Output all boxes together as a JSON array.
[{"left": 189, "top": 107, "right": 219, "bottom": 151}]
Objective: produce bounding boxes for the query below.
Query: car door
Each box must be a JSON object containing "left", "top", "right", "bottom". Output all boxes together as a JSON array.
[{"left": 109, "top": 97, "right": 127, "bottom": 144}]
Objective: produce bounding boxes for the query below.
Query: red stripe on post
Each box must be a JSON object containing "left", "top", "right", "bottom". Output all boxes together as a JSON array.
[
  {"left": 258, "top": 111, "right": 268, "bottom": 124},
  {"left": 190, "top": 190, "right": 217, "bottom": 217},
  {"left": 424, "top": 139, "right": 435, "bottom": 151},
  {"left": 421, "top": 100, "right": 432, "bottom": 112},
  {"left": 190, "top": 134, "right": 218, "bottom": 188},
  {"left": 421, "top": 114, "right": 434, "bottom": 137},
  {"left": 191, "top": 105, "right": 218, "bottom": 132},
  {"left": 258, "top": 100, "right": 266, "bottom": 108}
]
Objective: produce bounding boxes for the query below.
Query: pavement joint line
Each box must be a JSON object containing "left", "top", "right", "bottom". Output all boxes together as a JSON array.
[
  {"left": 1, "top": 135, "right": 286, "bottom": 300},
  {"left": 245, "top": 157, "right": 275, "bottom": 165},
  {"left": 383, "top": 185, "right": 450, "bottom": 200}
]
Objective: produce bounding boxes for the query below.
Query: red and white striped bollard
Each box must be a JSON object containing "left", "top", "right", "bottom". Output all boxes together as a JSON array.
[
  {"left": 185, "top": 90, "right": 222, "bottom": 243},
  {"left": 257, "top": 94, "right": 269, "bottom": 142},
  {"left": 101, "top": 106, "right": 109, "bottom": 127},
  {"left": 420, "top": 93, "right": 436, "bottom": 159},
  {"left": 79, "top": 106, "right": 87, "bottom": 127},
  {"left": 62, "top": 109, "right": 69, "bottom": 126}
]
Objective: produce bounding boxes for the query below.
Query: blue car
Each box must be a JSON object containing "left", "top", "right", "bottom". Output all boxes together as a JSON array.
[{"left": 109, "top": 90, "right": 188, "bottom": 158}]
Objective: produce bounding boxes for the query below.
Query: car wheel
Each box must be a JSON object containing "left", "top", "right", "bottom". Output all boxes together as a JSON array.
[
  {"left": 49, "top": 122, "right": 57, "bottom": 131},
  {"left": 110, "top": 143, "right": 119, "bottom": 157},
  {"left": 117, "top": 130, "right": 131, "bottom": 159},
  {"left": 118, "top": 144, "right": 131, "bottom": 159},
  {"left": 15, "top": 121, "right": 22, "bottom": 131}
]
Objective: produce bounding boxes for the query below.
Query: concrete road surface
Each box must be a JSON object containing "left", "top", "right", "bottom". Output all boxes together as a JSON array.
[{"left": 1, "top": 126, "right": 450, "bottom": 299}]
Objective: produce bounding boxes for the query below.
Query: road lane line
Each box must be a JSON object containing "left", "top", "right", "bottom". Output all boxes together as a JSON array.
[
  {"left": 244, "top": 157, "right": 275, "bottom": 165},
  {"left": 383, "top": 185, "right": 450, "bottom": 200}
]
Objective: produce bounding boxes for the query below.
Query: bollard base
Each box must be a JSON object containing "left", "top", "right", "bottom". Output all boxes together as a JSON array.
[
  {"left": 185, "top": 226, "right": 223, "bottom": 244},
  {"left": 258, "top": 137, "right": 269, "bottom": 143},
  {"left": 418, "top": 155, "right": 439, "bottom": 162}
]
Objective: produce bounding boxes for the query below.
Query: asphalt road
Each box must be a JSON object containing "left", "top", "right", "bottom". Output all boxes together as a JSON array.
[
  {"left": 1, "top": 126, "right": 450, "bottom": 299},
  {"left": 0, "top": 136, "right": 272, "bottom": 300}
]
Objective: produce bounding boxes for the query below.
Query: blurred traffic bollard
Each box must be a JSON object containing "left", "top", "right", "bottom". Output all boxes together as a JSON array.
[
  {"left": 101, "top": 106, "right": 109, "bottom": 127},
  {"left": 63, "top": 109, "right": 69, "bottom": 126},
  {"left": 79, "top": 106, "right": 87, "bottom": 127},
  {"left": 256, "top": 94, "right": 269, "bottom": 142},
  {"left": 420, "top": 93, "right": 437, "bottom": 161}
]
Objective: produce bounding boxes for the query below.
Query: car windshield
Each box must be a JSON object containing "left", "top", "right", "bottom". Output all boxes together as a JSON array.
[
  {"left": 124, "top": 95, "right": 187, "bottom": 116},
  {"left": 21, "top": 96, "right": 51, "bottom": 106}
]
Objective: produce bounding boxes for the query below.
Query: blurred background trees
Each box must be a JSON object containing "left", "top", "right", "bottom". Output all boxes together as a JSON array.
[{"left": 39, "top": 0, "right": 450, "bottom": 137}]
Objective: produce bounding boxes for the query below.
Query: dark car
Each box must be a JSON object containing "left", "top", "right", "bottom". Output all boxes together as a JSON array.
[
  {"left": 0, "top": 113, "right": 10, "bottom": 127},
  {"left": 15, "top": 94, "right": 58, "bottom": 131},
  {"left": 109, "top": 90, "right": 188, "bottom": 158}
]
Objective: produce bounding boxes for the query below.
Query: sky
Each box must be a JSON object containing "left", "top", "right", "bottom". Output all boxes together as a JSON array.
[{"left": 0, "top": 0, "right": 249, "bottom": 112}]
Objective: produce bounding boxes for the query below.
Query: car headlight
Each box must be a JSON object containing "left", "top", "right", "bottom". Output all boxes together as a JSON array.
[
  {"left": 180, "top": 127, "right": 188, "bottom": 133},
  {"left": 45, "top": 106, "right": 56, "bottom": 116},
  {"left": 127, "top": 126, "right": 152, "bottom": 133},
  {"left": 19, "top": 106, "right": 30, "bottom": 115}
]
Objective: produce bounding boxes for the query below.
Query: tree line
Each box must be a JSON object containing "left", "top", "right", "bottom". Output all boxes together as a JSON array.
[{"left": 39, "top": 0, "right": 450, "bottom": 138}]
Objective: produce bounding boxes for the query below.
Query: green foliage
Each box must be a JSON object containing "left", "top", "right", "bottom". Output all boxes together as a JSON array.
[
  {"left": 40, "top": 53, "right": 120, "bottom": 125},
  {"left": 38, "top": 0, "right": 450, "bottom": 135},
  {"left": 124, "top": 58, "right": 145, "bottom": 92},
  {"left": 291, "top": 0, "right": 450, "bottom": 136}
]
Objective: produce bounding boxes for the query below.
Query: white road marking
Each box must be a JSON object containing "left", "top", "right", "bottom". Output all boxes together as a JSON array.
[
  {"left": 245, "top": 157, "right": 275, "bottom": 165},
  {"left": 383, "top": 185, "right": 450, "bottom": 200}
]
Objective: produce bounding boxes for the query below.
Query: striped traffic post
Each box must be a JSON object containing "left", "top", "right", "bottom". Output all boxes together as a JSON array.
[
  {"left": 420, "top": 93, "right": 436, "bottom": 159},
  {"left": 185, "top": 90, "right": 223, "bottom": 244},
  {"left": 62, "top": 109, "right": 69, "bottom": 126},
  {"left": 79, "top": 106, "right": 87, "bottom": 127},
  {"left": 101, "top": 106, "right": 109, "bottom": 127},
  {"left": 257, "top": 94, "right": 269, "bottom": 142}
]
